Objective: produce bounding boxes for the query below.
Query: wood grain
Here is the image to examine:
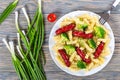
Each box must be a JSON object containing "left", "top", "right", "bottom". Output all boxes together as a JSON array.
[{"left": 0, "top": 0, "right": 120, "bottom": 80}]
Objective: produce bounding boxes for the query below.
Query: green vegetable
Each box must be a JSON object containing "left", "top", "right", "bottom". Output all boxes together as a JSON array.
[
  {"left": 2, "top": 0, "right": 46, "bottom": 80},
  {"left": 61, "top": 33, "right": 69, "bottom": 42},
  {"left": 77, "top": 60, "right": 86, "bottom": 69},
  {"left": 64, "top": 45, "right": 75, "bottom": 55},
  {"left": 78, "top": 38, "right": 85, "bottom": 47},
  {"left": 79, "top": 18, "right": 83, "bottom": 21},
  {"left": 88, "top": 39, "right": 96, "bottom": 49},
  {"left": 78, "top": 23, "right": 88, "bottom": 30},
  {"left": 0, "top": 0, "right": 18, "bottom": 24},
  {"left": 94, "top": 26, "right": 105, "bottom": 38}
]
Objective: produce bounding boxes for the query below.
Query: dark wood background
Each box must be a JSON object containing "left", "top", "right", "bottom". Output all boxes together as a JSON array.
[{"left": 0, "top": 0, "right": 120, "bottom": 80}]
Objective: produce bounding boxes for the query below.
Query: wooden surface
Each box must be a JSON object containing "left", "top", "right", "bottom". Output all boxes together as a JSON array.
[{"left": 0, "top": 0, "right": 120, "bottom": 80}]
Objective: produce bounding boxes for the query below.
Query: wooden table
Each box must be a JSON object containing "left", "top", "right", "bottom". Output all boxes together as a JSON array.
[{"left": 0, "top": 0, "right": 120, "bottom": 80}]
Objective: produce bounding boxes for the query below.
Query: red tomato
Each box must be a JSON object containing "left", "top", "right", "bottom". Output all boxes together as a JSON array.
[{"left": 47, "top": 13, "right": 57, "bottom": 22}]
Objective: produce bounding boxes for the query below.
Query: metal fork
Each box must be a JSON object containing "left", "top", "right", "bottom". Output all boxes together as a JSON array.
[{"left": 99, "top": 0, "right": 120, "bottom": 25}]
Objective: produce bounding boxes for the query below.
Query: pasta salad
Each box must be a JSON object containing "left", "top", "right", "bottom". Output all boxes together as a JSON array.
[{"left": 53, "top": 14, "right": 110, "bottom": 71}]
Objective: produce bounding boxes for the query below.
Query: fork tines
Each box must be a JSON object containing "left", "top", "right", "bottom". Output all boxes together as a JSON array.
[{"left": 99, "top": 12, "right": 110, "bottom": 25}]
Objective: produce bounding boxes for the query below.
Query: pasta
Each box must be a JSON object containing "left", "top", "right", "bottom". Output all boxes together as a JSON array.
[{"left": 52, "top": 13, "right": 110, "bottom": 71}]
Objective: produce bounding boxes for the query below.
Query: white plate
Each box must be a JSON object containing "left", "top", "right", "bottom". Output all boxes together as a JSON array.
[{"left": 49, "top": 11, "right": 115, "bottom": 76}]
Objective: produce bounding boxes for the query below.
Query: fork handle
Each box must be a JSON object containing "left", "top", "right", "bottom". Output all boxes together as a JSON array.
[{"left": 113, "top": 0, "right": 120, "bottom": 7}]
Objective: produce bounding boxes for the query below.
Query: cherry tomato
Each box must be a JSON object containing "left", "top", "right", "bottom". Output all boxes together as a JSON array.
[{"left": 47, "top": 13, "right": 57, "bottom": 22}]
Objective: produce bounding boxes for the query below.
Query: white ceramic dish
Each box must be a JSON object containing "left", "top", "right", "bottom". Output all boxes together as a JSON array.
[{"left": 49, "top": 11, "right": 115, "bottom": 76}]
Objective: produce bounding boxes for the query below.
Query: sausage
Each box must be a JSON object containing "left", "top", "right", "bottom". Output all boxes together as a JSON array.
[
  {"left": 94, "top": 41, "right": 105, "bottom": 58},
  {"left": 55, "top": 23, "right": 75, "bottom": 35},
  {"left": 72, "top": 30, "right": 93, "bottom": 39},
  {"left": 76, "top": 47, "right": 91, "bottom": 64},
  {"left": 58, "top": 49, "right": 71, "bottom": 67}
]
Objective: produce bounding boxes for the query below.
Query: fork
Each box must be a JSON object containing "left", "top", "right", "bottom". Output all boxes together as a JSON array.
[{"left": 99, "top": 0, "right": 120, "bottom": 25}]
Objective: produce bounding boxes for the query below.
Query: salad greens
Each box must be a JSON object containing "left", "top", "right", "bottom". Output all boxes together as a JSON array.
[
  {"left": 2, "top": 0, "right": 46, "bottom": 80},
  {"left": 78, "top": 38, "right": 86, "bottom": 47},
  {"left": 77, "top": 60, "right": 86, "bottom": 69},
  {"left": 0, "top": 0, "right": 18, "bottom": 24},
  {"left": 78, "top": 23, "right": 88, "bottom": 30},
  {"left": 88, "top": 39, "right": 96, "bottom": 49},
  {"left": 61, "top": 33, "right": 69, "bottom": 42},
  {"left": 64, "top": 45, "right": 75, "bottom": 55},
  {"left": 94, "top": 26, "right": 105, "bottom": 38}
]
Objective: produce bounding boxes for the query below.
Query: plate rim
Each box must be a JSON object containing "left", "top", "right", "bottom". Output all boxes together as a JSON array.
[{"left": 48, "top": 10, "right": 115, "bottom": 76}]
